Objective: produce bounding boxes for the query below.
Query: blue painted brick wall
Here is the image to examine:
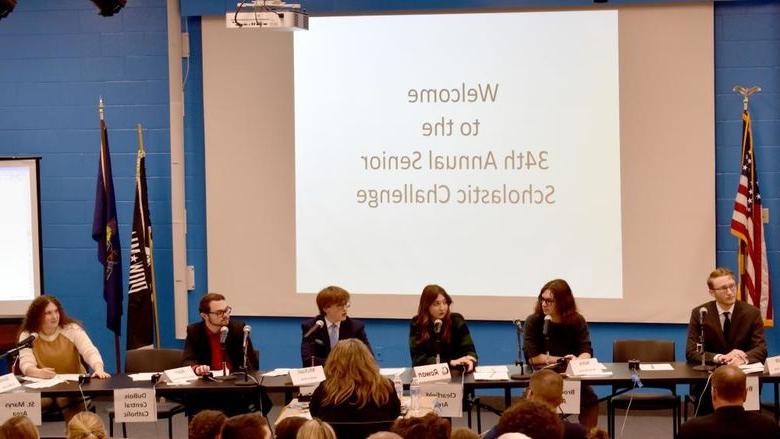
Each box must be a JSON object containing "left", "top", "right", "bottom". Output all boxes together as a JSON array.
[{"left": 0, "top": 0, "right": 171, "bottom": 373}]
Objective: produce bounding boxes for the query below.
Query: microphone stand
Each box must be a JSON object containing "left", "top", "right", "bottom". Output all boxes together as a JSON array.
[
  {"left": 235, "top": 338, "right": 254, "bottom": 386},
  {"left": 693, "top": 317, "right": 715, "bottom": 372},
  {"left": 0, "top": 339, "right": 34, "bottom": 361},
  {"left": 510, "top": 320, "right": 526, "bottom": 380}
]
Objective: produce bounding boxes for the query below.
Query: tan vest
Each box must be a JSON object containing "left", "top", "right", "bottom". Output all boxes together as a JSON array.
[{"left": 32, "top": 334, "right": 85, "bottom": 374}]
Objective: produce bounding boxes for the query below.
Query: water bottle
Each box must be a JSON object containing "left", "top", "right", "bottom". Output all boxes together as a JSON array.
[
  {"left": 393, "top": 374, "right": 404, "bottom": 400},
  {"left": 409, "top": 377, "right": 421, "bottom": 413}
]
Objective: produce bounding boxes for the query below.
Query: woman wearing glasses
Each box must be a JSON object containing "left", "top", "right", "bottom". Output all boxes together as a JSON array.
[
  {"left": 300, "top": 286, "right": 372, "bottom": 367},
  {"left": 409, "top": 284, "right": 478, "bottom": 372},
  {"left": 523, "top": 278, "right": 597, "bottom": 427}
]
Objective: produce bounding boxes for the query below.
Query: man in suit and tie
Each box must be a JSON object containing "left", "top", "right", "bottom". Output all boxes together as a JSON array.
[
  {"left": 301, "top": 286, "right": 372, "bottom": 366},
  {"left": 685, "top": 267, "right": 767, "bottom": 414},
  {"left": 678, "top": 365, "right": 779, "bottom": 439}
]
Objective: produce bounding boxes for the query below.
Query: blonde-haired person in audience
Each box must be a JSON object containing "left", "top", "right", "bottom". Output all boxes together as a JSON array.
[
  {"left": 366, "top": 432, "right": 403, "bottom": 439},
  {"left": 451, "top": 426, "right": 480, "bottom": 439},
  {"left": 0, "top": 415, "right": 39, "bottom": 439},
  {"left": 296, "top": 419, "right": 337, "bottom": 439},
  {"left": 310, "top": 339, "right": 401, "bottom": 439},
  {"left": 66, "top": 411, "right": 106, "bottom": 439},
  {"left": 189, "top": 409, "right": 227, "bottom": 439}
]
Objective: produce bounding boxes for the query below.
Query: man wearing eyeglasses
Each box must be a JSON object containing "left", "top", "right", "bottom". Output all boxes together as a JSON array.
[
  {"left": 183, "top": 292, "right": 258, "bottom": 376},
  {"left": 686, "top": 267, "right": 766, "bottom": 415},
  {"left": 301, "top": 286, "right": 373, "bottom": 366}
]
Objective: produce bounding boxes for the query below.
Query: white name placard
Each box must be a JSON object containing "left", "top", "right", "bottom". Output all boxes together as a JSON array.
[
  {"left": 0, "top": 392, "right": 41, "bottom": 425},
  {"left": 559, "top": 379, "right": 581, "bottom": 414},
  {"left": 413, "top": 363, "right": 451, "bottom": 383},
  {"left": 743, "top": 376, "right": 759, "bottom": 411},
  {"left": 290, "top": 366, "right": 326, "bottom": 386},
  {"left": 420, "top": 383, "right": 463, "bottom": 417},
  {"left": 764, "top": 356, "right": 780, "bottom": 375},
  {"left": 566, "top": 358, "right": 602, "bottom": 376},
  {"left": 0, "top": 374, "right": 21, "bottom": 394},
  {"left": 113, "top": 388, "right": 158, "bottom": 423},
  {"left": 162, "top": 366, "right": 198, "bottom": 384}
]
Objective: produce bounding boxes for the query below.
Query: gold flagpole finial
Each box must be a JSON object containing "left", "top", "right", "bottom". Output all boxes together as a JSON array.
[
  {"left": 98, "top": 97, "right": 105, "bottom": 121},
  {"left": 732, "top": 85, "right": 761, "bottom": 111},
  {"left": 136, "top": 124, "right": 145, "bottom": 155}
]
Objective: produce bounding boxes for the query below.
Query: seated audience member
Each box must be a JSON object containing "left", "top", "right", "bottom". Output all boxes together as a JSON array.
[
  {"left": 66, "top": 411, "right": 106, "bottom": 439},
  {"left": 451, "top": 426, "right": 480, "bottom": 439},
  {"left": 484, "top": 370, "right": 586, "bottom": 439},
  {"left": 390, "top": 412, "right": 451, "bottom": 439},
  {"left": 296, "top": 419, "right": 337, "bottom": 439},
  {"left": 221, "top": 413, "right": 271, "bottom": 439},
  {"left": 497, "top": 434, "right": 532, "bottom": 439},
  {"left": 275, "top": 416, "right": 308, "bottom": 439},
  {"left": 409, "top": 285, "right": 478, "bottom": 371},
  {"left": 182, "top": 293, "right": 270, "bottom": 415},
  {"left": 0, "top": 415, "right": 39, "bottom": 439},
  {"left": 189, "top": 410, "right": 227, "bottom": 439},
  {"left": 678, "top": 365, "right": 780, "bottom": 439},
  {"left": 18, "top": 296, "right": 110, "bottom": 421},
  {"left": 301, "top": 286, "right": 372, "bottom": 366},
  {"left": 685, "top": 267, "right": 767, "bottom": 415},
  {"left": 366, "top": 433, "right": 403, "bottom": 439},
  {"left": 495, "top": 399, "right": 564, "bottom": 439},
  {"left": 586, "top": 428, "right": 609, "bottom": 439},
  {"left": 310, "top": 339, "right": 401, "bottom": 439}
]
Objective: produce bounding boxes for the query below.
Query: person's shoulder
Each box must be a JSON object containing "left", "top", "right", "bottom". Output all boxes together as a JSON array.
[
  {"left": 679, "top": 414, "right": 713, "bottom": 434},
  {"left": 302, "top": 316, "right": 320, "bottom": 326},
  {"left": 736, "top": 300, "right": 761, "bottom": 316},
  {"left": 524, "top": 312, "right": 541, "bottom": 324},
  {"left": 450, "top": 312, "right": 466, "bottom": 322},
  {"left": 62, "top": 322, "right": 84, "bottom": 333},
  {"left": 345, "top": 316, "right": 365, "bottom": 329},
  {"left": 228, "top": 319, "right": 246, "bottom": 330},
  {"left": 185, "top": 321, "right": 204, "bottom": 336},
  {"left": 409, "top": 315, "right": 419, "bottom": 325}
]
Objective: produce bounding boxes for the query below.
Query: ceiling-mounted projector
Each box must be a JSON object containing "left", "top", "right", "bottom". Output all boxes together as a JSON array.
[{"left": 226, "top": 0, "right": 308, "bottom": 30}]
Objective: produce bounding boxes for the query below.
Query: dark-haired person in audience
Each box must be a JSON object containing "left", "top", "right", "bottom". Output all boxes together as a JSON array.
[
  {"left": 188, "top": 410, "right": 227, "bottom": 439},
  {"left": 524, "top": 279, "right": 597, "bottom": 428},
  {"left": 18, "top": 296, "right": 109, "bottom": 421},
  {"left": 309, "top": 339, "right": 401, "bottom": 439},
  {"left": 409, "top": 284, "right": 477, "bottom": 371},
  {"left": 182, "top": 293, "right": 269, "bottom": 415},
  {"left": 301, "top": 286, "right": 372, "bottom": 366},
  {"left": 275, "top": 416, "right": 308, "bottom": 439},
  {"left": 685, "top": 267, "right": 767, "bottom": 415},
  {"left": 391, "top": 412, "right": 451, "bottom": 439},
  {"left": 678, "top": 365, "right": 779, "bottom": 439},
  {"left": 0, "top": 415, "right": 39, "bottom": 439},
  {"left": 221, "top": 413, "right": 271, "bottom": 439},
  {"left": 484, "top": 369, "right": 586, "bottom": 439},
  {"left": 496, "top": 399, "right": 563, "bottom": 439}
]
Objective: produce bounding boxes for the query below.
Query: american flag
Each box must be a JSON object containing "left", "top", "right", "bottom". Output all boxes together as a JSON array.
[{"left": 730, "top": 110, "right": 772, "bottom": 325}]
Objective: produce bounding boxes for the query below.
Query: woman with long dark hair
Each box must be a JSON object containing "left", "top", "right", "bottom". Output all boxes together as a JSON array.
[
  {"left": 409, "top": 284, "right": 477, "bottom": 371},
  {"left": 309, "top": 339, "right": 401, "bottom": 439}
]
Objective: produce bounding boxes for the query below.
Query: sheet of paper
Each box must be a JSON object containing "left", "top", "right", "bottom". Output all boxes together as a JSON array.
[
  {"left": 56, "top": 374, "right": 81, "bottom": 382},
  {"left": 128, "top": 373, "right": 157, "bottom": 381},
  {"left": 638, "top": 363, "right": 674, "bottom": 371},
  {"left": 379, "top": 368, "right": 407, "bottom": 376},
  {"left": 473, "top": 370, "right": 510, "bottom": 381},
  {"left": 24, "top": 378, "right": 65, "bottom": 389},
  {"left": 262, "top": 368, "right": 292, "bottom": 377},
  {"left": 474, "top": 365, "right": 509, "bottom": 373},
  {"left": 739, "top": 363, "right": 764, "bottom": 374}
]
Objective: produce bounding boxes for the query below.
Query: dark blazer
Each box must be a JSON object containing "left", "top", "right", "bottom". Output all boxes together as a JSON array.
[
  {"left": 685, "top": 300, "right": 767, "bottom": 364},
  {"left": 182, "top": 319, "right": 259, "bottom": 371},
  {"left": 300, "top": 316, "right": 372, "bottom": 366},
  {"left": 678, "top": 405, "right": 780, "bottom": 439}
]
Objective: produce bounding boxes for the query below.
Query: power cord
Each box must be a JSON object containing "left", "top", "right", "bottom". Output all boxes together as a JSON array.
[
  {"left": 694, "top": 372, "right": 713, "bottom": 417},
  {"left": 618, "top": 370, "right": 643, "bottom": 438}
]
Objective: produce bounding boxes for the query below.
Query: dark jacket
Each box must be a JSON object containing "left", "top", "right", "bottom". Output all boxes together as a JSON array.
[
  {"left": 182, "top": 319, "right": 259, "bottom": 371},
  {"left": 310, "top": 378, "right": 401, "bottom": 439},
  {"left": 409, "top": 312, "right": 477, "bottom": 367},
  {"left": 523, "top": 312, "right": 593, "bottom": 362},
  {"left": 300, "top": 316, "right": 372, "bottom": 367},
  {"left": 678, "top": 405, "right": 780, "bottom": 439},
  {"left": 685, "top": 300, "right": 767, "bottom": 364}
]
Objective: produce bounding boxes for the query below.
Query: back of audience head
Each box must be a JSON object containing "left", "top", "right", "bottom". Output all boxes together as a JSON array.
[
  {"left": 586, "top": 427, "right": 609, "bottom": 439},
  {"left": 296, "top": 419, "right": 337, "bottom": 439},
  {"left": 66, "top": 411, "right": 105, "bottom": 439},
  {"left": 527, "top": 369, "right": 564, "bottom": 408},
  {"left": 366, "top": 432, "right": 403, "bottom": 439},
  {"left": 451, "top": 426, "right": 480, "bottom": 439},
  {"left": 390, "top": 412, "right": 451, "bottom": 439},
  {"left": 711, "top": 364, "right": 747, "bottom": 407},
  {"left": 275, "top": 416, "right": 308, "bottom": 439},
  {"left": 221, "top": 413, "right": 271, "bottom": 439},
  {"left": 0, "top": 415, "right": 39, "bottom": 439},
  {"left": 496, "top": 399, "right": 563, "bottom": 439},
  {"left": 189, "top": 409, "right": 227, "bottom": 439}
]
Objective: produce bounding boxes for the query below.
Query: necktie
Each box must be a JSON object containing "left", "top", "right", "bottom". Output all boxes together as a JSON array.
[
  {"left": 723, "top": 312, "right": 731, "bottom": 340},
  {"left": 329, "top": 324, "right": 338, "bottom": 348}
]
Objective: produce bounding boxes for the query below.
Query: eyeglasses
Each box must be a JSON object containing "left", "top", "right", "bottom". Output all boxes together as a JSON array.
[
  {"left": 540, "top": 297, "right": 555, "bottom": 305},
  {"left": 712, "top": 284, "right": 738, "bottom": 293},
  {"left": 208, "top": 306, "right": 232, "bottom": 317}
]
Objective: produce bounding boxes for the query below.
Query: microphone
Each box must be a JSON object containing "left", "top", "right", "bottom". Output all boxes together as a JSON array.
[
  {"left": 219, "top": 326, "right": 229, "bottom": 344},
  {"left": 513, "top": 319, "right": 523, "bottom": 330},
  {"left": 17, "top": 333, "right": 36, "bottom": 348},
  {"left": 542, "top": 315, "right": 551, "bottom": 337},
  {"left": 303, "top": 320, "right": 324, "bottom": 338},
  {"left": 698, "top": 307, "right": 708, "bottom": 325},
  {"left": 433, "top": 319, "right": 443, "bottom": 334},
  {"left": 242, "top": 325, "right": 251, "bottom": 349}
]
